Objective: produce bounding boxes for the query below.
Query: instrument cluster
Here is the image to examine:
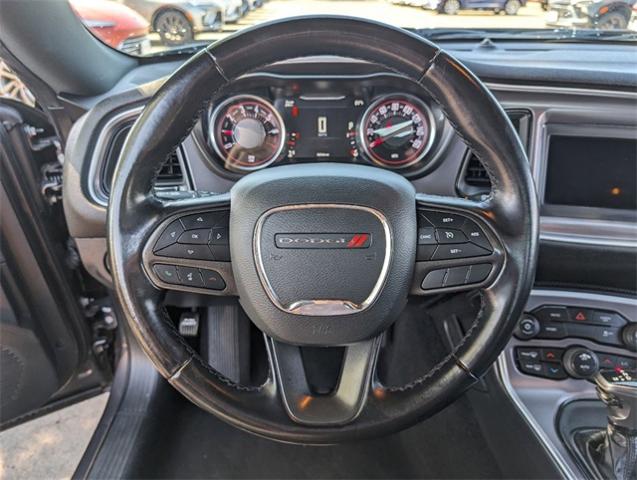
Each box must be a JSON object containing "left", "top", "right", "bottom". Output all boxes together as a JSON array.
[{"left": 201, "top": 78, "right": 449, "bottom": 178}]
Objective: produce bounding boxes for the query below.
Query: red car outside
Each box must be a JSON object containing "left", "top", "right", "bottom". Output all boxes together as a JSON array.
[{"left": 70, "top": 0, "right": 151, "bottom": 55}]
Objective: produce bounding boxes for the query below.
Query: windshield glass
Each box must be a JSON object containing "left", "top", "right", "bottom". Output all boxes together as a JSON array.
[{"left": 70, "top": 0, "right": 636, "bottom": 56}]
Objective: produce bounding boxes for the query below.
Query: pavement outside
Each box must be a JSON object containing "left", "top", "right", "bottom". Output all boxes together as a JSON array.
[{"left": 0, "top": 393, "right": 109, "bottom": 480}]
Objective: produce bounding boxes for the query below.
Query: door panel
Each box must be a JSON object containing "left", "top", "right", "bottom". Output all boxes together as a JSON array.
[{"left": 0, "top": 99, "right": 106, "bottom": 426}]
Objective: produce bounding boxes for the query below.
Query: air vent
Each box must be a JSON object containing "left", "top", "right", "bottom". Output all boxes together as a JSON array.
[
  {"left": 456, "top": 110, "right": 531, "bottom": 199},
  {"left": 100, "top": 121, "right": 189, "bottom": 196},
  {"left": 156, "top": 150, "right": 184, "bottom": 185},
  {"left": 463, "top": 154, "right": 491, "bottom": 188}
]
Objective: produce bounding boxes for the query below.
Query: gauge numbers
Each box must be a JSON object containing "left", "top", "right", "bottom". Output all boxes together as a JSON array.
[
  {"left": 210, "top": 95, "right": 285, "bottom": 171},
  {"left": 359, "top": 94, "right": 435, "bottom": 169}
]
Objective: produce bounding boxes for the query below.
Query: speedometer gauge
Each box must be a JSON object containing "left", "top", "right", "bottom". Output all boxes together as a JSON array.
[
  {"left": 358, "top": 94, "right": 435, "bottom": 169},
  {"left": 210, "top": 95, "right": 285, "bottom": 171}
]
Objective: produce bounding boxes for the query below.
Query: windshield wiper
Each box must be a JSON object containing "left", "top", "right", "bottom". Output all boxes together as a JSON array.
[
  {"left": 412, "top": 28, "right": 637, "bottom": 43},
  {"left": 551, "top": 29, "right": 637, "bottom": 42},
  {"left": 144, "top": 41, "right": 210, "bottom": 58}
]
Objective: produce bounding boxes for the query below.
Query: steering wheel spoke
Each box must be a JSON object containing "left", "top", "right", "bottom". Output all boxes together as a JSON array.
[
  {"left": 410, "top": 193, "right": 504, "bottom": 295},
  {"left": 141, "top": 193, "right": 236, "bottom": 296},
  {"left": 266, "top": 335, "right": 382, "bottom": 426}
]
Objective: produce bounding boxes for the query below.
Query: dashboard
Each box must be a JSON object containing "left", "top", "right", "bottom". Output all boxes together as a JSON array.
[
  {"left": 65, "top": 61, "right": 637, "bottom": 280},
  {"left": 62, "top": 53, "right": 637, "bottom": 480}
]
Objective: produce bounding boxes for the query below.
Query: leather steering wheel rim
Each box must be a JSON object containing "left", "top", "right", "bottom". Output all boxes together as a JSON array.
[{"left": 108, "top": 16, "right": 539, "bottom": 444}]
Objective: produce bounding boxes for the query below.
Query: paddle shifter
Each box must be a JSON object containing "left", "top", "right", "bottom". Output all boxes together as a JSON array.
[{"left": 589, "top": 368, "right": 637, "bottom": 480}]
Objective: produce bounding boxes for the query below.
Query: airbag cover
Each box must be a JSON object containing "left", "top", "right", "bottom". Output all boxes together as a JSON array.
[{"left": 230, "top": 163, "right": 416, "bottom": 345}]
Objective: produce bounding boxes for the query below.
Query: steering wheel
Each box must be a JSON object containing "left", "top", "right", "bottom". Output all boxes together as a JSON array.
[{"left": 108, "top": 16, "right": 538, "bottom": 444}]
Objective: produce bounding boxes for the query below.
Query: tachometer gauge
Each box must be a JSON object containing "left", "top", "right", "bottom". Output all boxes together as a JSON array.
[
  {"left": 358, "top": 94, "right": 435, "bottom": 169},
  {"left": 210, "top": 95, "right": 285, "bottom": 171}
]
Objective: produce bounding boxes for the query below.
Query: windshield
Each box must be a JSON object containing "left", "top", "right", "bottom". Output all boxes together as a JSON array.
[{"left": 70, "top": 0, "right": 636, "bottom": 56}]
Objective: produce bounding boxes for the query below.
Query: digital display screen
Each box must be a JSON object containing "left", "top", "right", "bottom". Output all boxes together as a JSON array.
[
  {"left": 278, "top": 96, "right": 366, "bottom": 160},
  {"left": 544, "top": 135, "right": 637, "bottom": 211}
]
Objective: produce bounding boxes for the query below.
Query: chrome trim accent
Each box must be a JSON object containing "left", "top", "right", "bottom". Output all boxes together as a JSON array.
[
  {"left": 486, "top": 82, "right": 637, "bottom": 100},
  {"left": 496, "top": 355, "right": 579, "bottom": 480},
  {"left": 497, "top": 289, "right": 637, "bottom": 480},
  {"left": 357, "top": 93, "right": 436, "bottom": 170},
  {"left": 533, "top": 114, "right": 637, "bottom": 248},
  {"left": 88, "top": 106, "right": 144, "bottom": 207},
  {"left": 88, "top": 105, "right": 192, "bottom": 207},
  {"left": 208, "top": 94, "right": 286, "bottom": 172},
  {"left": 253, "top": 204, "right": 392, "bottom": 316},
  {"left": 488, "top": 86, "right": 637, "bottom": 248},
  {"left": 540, "top": 216, "right": 637, "bottom": 248}
]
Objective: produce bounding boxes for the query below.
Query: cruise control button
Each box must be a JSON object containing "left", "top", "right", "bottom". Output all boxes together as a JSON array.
[
  {"left": 177, "top": 266, "right": 204, "bottom": 287},
  {"left": 431, "top": 243, "right": 490, "bottom": 260},
  {"left": 156, "top": 243, "right": 214, "bottom": 261},
  {"left": 461, "top": 221, "right": 493, "bottom": 252},
  {"left": 466, "top": 264, "right": 492, "bottom": 284},
  {"left": 421, "top": 269, "right": 447, "bottom": 290},
  {"left": 533, "top": 306, "right": 569, "bottom": 323},
  {"left": 423, "top": 211, "right": 466, "bottom": 228},
  {"left": 592, "top": 310, "right": 627, "bottom": 327},
  {"left": 210, "top": 227, "right": 229, "bottom": 245},
  {"left": 200, "top": 269, "right": 226, "bottom": 290},
  {"left": 154, "top": 220, "right": 184, "bottom": 252},
  {"left": 153, "top": 264, "right": 180, "bottom": 285},
  {"left": 417, "top": 213, "right": 434, "bottom": 228},
  {"left": 210, "top": 244, "right": 231, "bottom": 262},
  {"left": 178, "top": 228, "right": 211, "bottom": 245},
  {"left": 444, "top": 265, "right": 469, "bottom": 287},
  {"left": 416, "top": 245, "right": 437, "bottom": 261},
  {"left": 436, "top": 228, "right": 467, "bottom": 244},
  {"left": 417, "top": 227, "right": 436, "bottom": 245}
]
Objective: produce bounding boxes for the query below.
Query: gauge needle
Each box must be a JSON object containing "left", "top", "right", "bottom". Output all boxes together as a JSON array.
[
  {"left": 370, "top": 120, "right": 414, "bottom": 148},
  {"left": 372, "top": 120, "right": 413, "bottom": 137}
]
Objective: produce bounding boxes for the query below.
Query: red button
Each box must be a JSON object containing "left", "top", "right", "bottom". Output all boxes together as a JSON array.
[
  {"left": 568, "top": 308, "right": 594, "bottom": 323},
  {"left": 541, "top": 348, "right": 564, "bottom": 363}
]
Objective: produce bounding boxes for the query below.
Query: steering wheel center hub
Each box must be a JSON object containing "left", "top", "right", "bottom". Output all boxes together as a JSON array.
[
  {"left": 229, "top": 163, "right": 417, "bottom": 345},
  {"left": 254, "top": 204, "right": 391, "bottom": 316}
]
